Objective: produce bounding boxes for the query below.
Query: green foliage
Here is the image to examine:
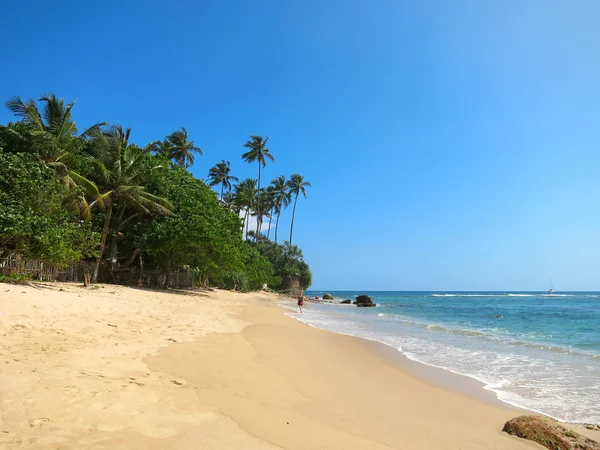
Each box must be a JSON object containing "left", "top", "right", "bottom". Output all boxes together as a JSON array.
[
  {"left": 218, "top": 247, "right": 277, "bottom": 292},
  {"left": 133, "top": 168, "right": 278, "bottom": 290},
  {"left": 243, "top": 245, "right": 278, "bottom": 291},
  {"left": 220, "top": 271, "right": 249, "bottom": 292},
  {"left": 0, "top": 151, "right": 99, "bottom": 266},
  {"left": 208, "top": 160, "right": 238, "bottom": 198},
  {"left": 0, "top": 272, "right": 33, "bottom": 283},
  {"left": 0, "top": 93, "right": 312, "bottom": 291},
  {"left": 137, "top": 168, "right": 239, "bottom": 275},
  {"left": 249, "top": 235, "right": 312, "bottom": 290},
  {"left": 153, "top": 127, "right": 202, "bottom": 168}
]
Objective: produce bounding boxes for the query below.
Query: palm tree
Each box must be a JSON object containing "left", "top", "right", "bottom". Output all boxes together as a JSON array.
[
  {"left": 151, "top": 139, "right": 171, "bottom": 157},
  {"left": 242, "top": 135, "right": 274, "bottom": 235},
  {"left": 234, "top": 178, "right": 257, "bottom": 240},
  {"left": 286, "top": 174, "right": 311, "bottom": 246},
  {"left": 164, "top": 127, "right": 202, "bottom": 168},
  {"left": 270, "top": 175, "right": 291, "bottom": 243},
  {"left": 221, "top": 191, "right": 238, "bottom": 213},
  {"left": 0, "top": 94, "right": 106, "bottom": 219},
  {"left": 261, "top": 187, "right": 276, "bottom": 240},
  {"left": 208, "top": 160, "right": 238, "bottom": 199},
  {"left": 88, "top": 125, "right": 174, "bottom": 282}
]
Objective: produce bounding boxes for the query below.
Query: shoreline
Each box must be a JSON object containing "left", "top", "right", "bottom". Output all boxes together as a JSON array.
[
  {"left": 1, "top": 283, "right": 598, "bottom": 448},
  {"left": 147, "top": 295, "right": 548, "bottom": 448},
  {"left": 286, "top": 303, "right": 600, "bottom": 432},
  {"left": 296, "top": 294, "right": 600, "bottom": 426},
  {"left": 283, "top": 302, "right": 509, "bottom": 409}
]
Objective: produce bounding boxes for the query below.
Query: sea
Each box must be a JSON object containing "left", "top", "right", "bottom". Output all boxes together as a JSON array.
[{"left": 287, "top": 291, "right": 600, "bottom": 424}]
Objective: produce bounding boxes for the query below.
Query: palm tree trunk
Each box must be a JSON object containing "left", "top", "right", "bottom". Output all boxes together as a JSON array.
[
  {"left": 266, "top": 208, "right": 273, "bottom": 240},
  {"left": 109, "top": 205, "right": 126, "bottom": 271},
  {"left": 92, "top": 202, "right": 113, "bottom": 283},
  {"left": 289, "top": 194, "right": 298, "bottom": 246},
  {"left": 257, "top": 163, "right": 261, "bottom": 236},
  {"left": 245, "top": 208, "right": 250, "bottom": 240},
  {"left": 220, "top": 184, "right": 224, "bottom": 201},
  {"left": 275, "top": 209, "right": 281, "bottom": 243}
]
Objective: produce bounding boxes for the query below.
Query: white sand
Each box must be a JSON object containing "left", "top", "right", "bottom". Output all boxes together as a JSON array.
[{"left": 0, "top": 283, "right": 597, "bottom": 449}]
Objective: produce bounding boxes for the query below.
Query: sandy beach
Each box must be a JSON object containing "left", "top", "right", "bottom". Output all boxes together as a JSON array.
[{"left": 0, "top": 284, "right": 597, "bottom": 449}]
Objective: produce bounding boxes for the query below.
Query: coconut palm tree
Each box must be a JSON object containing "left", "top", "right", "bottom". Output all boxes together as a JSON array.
[
  {"left": 88, "top": 125, "right": 174, "bottom": 282},
  {"left": 242, "top": 135, "right": 274, "bottom": 235},
  {"left": 0, "top": 94, "right": 106, "bottom": 219},
  {"left": 163, "top": 127, "right": 202, "bottom": 168},
  {"left": 286, "top": 174, "right": 311, "bottom": 246},
  {"left": 261, "top": 187, "right": 276, "bottom": 240},
  {"left": 234, "top": 178, "right": 257, "bottom": 240},
  {"left": 208, "top": 160, "right": 238, "bottom": 199},
  {"left": 221, "top": 191, "right": 238, "bottom": 213},
  {"left": 270, "top": 175, "right": 291, "bottom": 243},
  {"left": 151, "top": 139, "right": 171, "bottom": 157}
]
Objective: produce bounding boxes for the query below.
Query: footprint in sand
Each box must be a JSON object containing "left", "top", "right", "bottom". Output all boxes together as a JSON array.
[{"left": 28, "top": 417, "right": 49, "bottom": 427}]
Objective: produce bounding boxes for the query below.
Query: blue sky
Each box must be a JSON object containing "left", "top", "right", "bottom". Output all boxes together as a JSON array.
[{"left": 2, "top": 0, "right": 599, "bottom": 290}]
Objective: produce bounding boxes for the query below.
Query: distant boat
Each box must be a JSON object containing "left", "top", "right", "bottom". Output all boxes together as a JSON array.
[{"left": 547, "top": 279, "right": 555, "bottom": 294}]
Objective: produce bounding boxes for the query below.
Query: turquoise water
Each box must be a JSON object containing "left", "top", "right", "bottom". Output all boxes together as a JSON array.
[{"left": 291, "top": 291, "right": 600, "bottom": 423}]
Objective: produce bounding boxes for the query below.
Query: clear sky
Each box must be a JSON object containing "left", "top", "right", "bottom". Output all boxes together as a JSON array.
[{"left": 2, "top": 0, "right": 599, "bottom": 291}]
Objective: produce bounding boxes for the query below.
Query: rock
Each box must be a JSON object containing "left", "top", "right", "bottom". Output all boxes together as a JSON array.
[
  {"left": 340, "top": 299, "right": 351, "bottom": 304},
  {"left": 502, "top": 415, "right": 600, "bottom": 450},
  {"left": 323, "top": 293, "right": 334, "bottom": 300},
  {"left": 355, "top": 295, "right": 376, "bottom": 307}
]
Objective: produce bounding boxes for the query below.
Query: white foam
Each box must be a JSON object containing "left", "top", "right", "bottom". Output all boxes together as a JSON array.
[{"left": 279, "top": 301, "right": 600, "bottom": 424}]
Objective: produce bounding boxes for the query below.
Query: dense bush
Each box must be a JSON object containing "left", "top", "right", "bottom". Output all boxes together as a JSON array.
[
  {"left": 0, "top": 151, "right": 99, "bottom": 266},
  {"left": 249, "top": 235, "right": 312, "bottom": 290},
  {"left": 131, "top": 167, "right": 276, "bottom": 289}
]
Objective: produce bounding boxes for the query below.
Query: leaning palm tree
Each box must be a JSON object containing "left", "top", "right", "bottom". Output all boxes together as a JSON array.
[
  {"left": 234, "top": 178, "right": 257, "bottom": 240},
  {"left": 208, "top": 160, "right": 238, "bottom": 199},
  {"left": 286, "top": 174, "right": 311, "bottom": 246},
  {"left": 88, "top": 125, "right": 174, "bottom": 282},
  {"left": 242, "top": 135, "right": 274, "bottom": 235},
  {"left": 0, "top": 94, "right": 106, "bottom": 219},
  {"left": 164, "top": 127, "right": 202, "bottom": 168},
  {"left": 270, "top": 175, "right": 291, "bottom": 243}
]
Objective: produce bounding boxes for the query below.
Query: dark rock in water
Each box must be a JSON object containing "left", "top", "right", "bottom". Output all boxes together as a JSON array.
[
  {"left": 340, "top": 299, "right": 351, "bottom": 304},
  {"left": 355, "top": 295, "right": 376, "bottom": 307},
  {"left": 503, "top": 415, "right": 600, "bottom": 450},
  {"left": 323, "top": 293, "right": 334, "bottom": 300}
]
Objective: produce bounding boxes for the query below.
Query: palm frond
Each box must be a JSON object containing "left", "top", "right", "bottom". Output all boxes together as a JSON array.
[
  {"left": 80, "top": 121, "right": 108, "bottom": 138},
  {"left": 5, "top": 96, "right": 44, "bottom": 129},
  {"left": 68, "top": 170, "right": 101, "bottom": 202}
]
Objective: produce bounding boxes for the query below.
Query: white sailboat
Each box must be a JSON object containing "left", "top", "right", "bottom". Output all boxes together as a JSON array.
[{"left": 547, "top": 279, "right": 555, "bottom": 294}]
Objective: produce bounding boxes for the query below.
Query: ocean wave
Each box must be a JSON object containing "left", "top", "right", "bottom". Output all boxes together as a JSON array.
[
  {"left": 426, "top": 324, "right": 486, "bottom": 337},
  {"left": 285, "top": 306, "right": 600, "bottom": 423},
  {"left": 507, "top": 340, "right": 598, "bottom": 358},
  {"left": 429, "top": 293, "right": 577, "bottom": 298},
  {"left": 431, "top": 293, "right": 534, "bottom": 298}
]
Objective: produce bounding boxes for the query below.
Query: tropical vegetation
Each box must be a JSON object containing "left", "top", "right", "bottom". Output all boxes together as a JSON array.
[{"left": 0, "top": 94, "right": 312, "bottom": 292}]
